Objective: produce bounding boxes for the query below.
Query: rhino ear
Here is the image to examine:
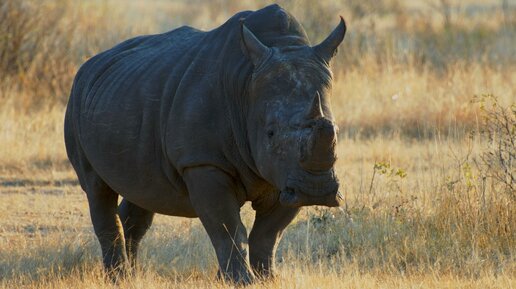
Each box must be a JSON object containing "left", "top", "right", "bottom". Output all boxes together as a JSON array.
[
  {"left": 313, "top": 16, "right": 346, "bottom": 63},
  {"left": 240, "top": 20, "right": 271, "bottom": 67}
]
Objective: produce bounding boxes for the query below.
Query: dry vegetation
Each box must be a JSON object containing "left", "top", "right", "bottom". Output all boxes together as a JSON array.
[{"left": 0, "top": 0, "right": 515, "bottom": 288}]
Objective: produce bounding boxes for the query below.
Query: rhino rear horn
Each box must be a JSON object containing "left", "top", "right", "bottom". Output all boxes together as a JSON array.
[
  {"left": 313, "top": 16, "right": 346, "bottom": 63},
  {"left": 240, "top": 20, "right": 271, "bottom": 67}
]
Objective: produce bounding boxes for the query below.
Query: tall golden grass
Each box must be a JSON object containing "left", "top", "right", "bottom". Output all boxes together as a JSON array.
[{"left": 0, "top": 0, "right": 514, "bottom": 288}]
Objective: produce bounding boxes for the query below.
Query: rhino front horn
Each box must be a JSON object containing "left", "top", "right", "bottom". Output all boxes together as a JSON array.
[
  {"left": 306, "top": 92, "right": 324, "bottom": 120},
  {"left": 313, "top": 16, "right": 346, "bottom": 63}
]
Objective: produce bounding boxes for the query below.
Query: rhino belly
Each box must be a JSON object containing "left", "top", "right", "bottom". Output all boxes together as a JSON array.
[
  {"left": 76, "top": 97, "right": 197, "bottom": 217},
  {"left": 83, "top": 139, "right": 196, "bottom": 217}
]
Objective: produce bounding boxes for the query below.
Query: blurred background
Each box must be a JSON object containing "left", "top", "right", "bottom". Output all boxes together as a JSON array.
[{"left": 1, "top": 0, "right": 514, "bottom": 141}]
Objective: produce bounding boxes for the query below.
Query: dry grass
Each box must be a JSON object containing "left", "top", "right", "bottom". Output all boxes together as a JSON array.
[
  {"left": 0, "top": 0, "right": 515, "bottom": 288},
  {"left": 1, "top": 137, "right": 514, "bottom": 287}
]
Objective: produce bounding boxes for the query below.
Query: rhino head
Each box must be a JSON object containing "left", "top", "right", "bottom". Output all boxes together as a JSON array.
[{"left": 241, "top": 17, "right": 346, "bottom": 207}]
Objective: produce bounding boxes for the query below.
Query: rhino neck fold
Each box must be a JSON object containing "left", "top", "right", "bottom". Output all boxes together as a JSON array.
[{"left": 215, "top": 21, "right": 262, "bottom": 187}]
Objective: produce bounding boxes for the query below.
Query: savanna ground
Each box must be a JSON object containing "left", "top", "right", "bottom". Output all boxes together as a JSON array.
[{"left": 0, "top": 0, "right": 515, "bottom": 288}]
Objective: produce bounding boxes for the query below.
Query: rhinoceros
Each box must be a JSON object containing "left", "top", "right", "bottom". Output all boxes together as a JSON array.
[{"left": 64, "top": 4, "right": 346, "bottom": 284}]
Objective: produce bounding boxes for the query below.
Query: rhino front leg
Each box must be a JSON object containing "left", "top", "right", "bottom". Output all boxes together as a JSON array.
[
  {"left": 183, "top": 166, "right": 255, "bottom": 284},
  {"left": 249, "top": 203, "right": 299, "bottom": 278},
  {"left": 119, "top": 199, "right": 155, "bottom": 269}
]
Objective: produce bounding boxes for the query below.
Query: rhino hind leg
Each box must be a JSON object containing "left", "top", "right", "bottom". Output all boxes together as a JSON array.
[
  {"left": 249, "top": 204, "right": 299, "bottom": 278},
  {"left": 119, "top": 199, "right": 154, "bottom": 269},
  {"left": 65, "top": 127, "right": 128, "bottom": 279},
  {"left": 183, "top": 166, "right": 255, "bottom": 285},
  {"left": 83, "top": 176, "right": 128, "bottom": 279}
]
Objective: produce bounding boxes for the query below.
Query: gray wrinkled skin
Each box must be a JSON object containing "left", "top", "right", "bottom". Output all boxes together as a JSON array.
[{"left": 64, "top": 4, "right": 346, "bottom": 284}]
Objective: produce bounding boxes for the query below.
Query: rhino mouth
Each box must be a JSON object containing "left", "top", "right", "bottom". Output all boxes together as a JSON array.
[
  {"left": 278, "top": 170, "right": 343, "bottom": 207},
  {"left": 279, "top": 188, "right": 343, "bottom": 207}
]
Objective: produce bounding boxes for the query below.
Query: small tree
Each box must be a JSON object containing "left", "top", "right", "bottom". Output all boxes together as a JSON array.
[{"left": 475, "top": 94, "right": 515, "bottom": 200}]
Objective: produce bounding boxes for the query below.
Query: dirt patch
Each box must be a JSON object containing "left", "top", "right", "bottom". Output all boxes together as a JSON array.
[{"left": 0, "top": 178, "right": 79, "bottom": 188}]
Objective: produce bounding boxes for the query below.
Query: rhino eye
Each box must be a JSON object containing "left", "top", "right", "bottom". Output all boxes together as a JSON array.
[{"left": 267, "top": 129, "right": 275, "bottom": 138}]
